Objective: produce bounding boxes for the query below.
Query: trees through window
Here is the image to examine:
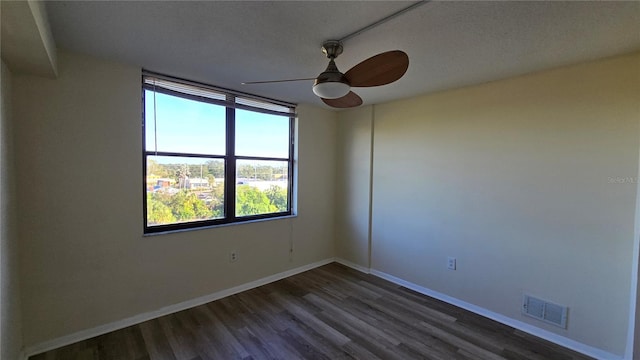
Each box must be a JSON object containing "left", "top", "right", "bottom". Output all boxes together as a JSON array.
[{"left": 143, "top": 73, "right": 295, "bottom": 233}]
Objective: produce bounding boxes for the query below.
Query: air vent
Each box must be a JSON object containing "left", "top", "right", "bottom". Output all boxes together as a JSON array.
[{"left": 522, "top": 294, "right": 568, "bottom": 328}]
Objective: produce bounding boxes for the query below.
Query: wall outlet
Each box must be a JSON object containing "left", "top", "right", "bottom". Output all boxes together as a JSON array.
[
  {"left": 230, "top": 251, "right": 239, "bottom": 262},
  {"left": 447, "top": 257, "right": 456, "bottom": 270}
]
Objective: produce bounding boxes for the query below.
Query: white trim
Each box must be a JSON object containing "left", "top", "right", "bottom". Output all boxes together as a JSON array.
[
  {"left": 369, "top": 268, "right": 621, "bottom": 360},
  {"left": 334, "top": 257, "right": 371, "bottom": 274},
  {"left": 24, "top": 258, "right": 334, "bottom": 358},
  {"left": 367, "top": 105, "right": 375, "bottom": 270},
  {"left": 624, "top": 131, "right": 640, "bottom": 359}
]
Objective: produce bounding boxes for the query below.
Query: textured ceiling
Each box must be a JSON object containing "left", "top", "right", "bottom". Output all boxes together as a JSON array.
[{"left": 46, "top": 1, "right": 640, "bottom": 109}]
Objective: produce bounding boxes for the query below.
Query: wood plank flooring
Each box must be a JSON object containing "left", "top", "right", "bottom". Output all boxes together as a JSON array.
[{"left": 30, "top": 262, "right": 594, "bottom": 360}]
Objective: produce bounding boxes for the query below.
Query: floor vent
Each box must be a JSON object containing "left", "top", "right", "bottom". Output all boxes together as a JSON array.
[{"left": 522, "top": 294, "right": 568, "bottom": 328}]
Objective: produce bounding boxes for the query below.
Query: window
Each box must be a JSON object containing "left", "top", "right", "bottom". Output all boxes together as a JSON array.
[{"left": 143, "top": 72, "right": 295, "bottom": 233}]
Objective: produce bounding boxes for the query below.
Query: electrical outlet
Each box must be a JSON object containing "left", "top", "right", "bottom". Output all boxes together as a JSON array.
[
  {"left": 230, "top": 251, "right": 238, "bottom": 262},
  {"left": 447, "top": 257, "right": 456, "bottom": 270}
]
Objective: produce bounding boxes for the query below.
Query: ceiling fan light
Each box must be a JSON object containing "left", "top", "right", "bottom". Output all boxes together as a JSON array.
[{"left": 313, "top": 81, "right": 350, "bottom": 99}]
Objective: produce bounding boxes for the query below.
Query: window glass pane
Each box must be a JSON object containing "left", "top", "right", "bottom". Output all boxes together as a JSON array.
[
  {"left": 235, "top": 109, "right": 290, "bottom": 158},
  {"left": 146, "top": 155, "right": 225, "bottom": 226},
  {"left": 145, "top": 90, "right": 226, "bottom": 155},
  {"left": 236, "top": 159, "right": 289, "bottom": 217}
]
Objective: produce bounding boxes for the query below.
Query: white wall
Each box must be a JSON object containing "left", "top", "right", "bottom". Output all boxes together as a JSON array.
[
  {"left": 1, "top": 60, "right": 23, "bottom": 359},
  {"left": 12, "top": 51, "right": 337, "bottom": 348},
  {"left": 338, "top": 52, "right": 640, "bottom": 356}
]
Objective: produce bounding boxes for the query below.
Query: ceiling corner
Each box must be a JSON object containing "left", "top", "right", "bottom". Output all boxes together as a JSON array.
[{"left": 1, "top": 0, "right": 58, "bottom": 77}]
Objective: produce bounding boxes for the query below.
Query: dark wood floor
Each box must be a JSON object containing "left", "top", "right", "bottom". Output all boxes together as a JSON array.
[{"left": 30, "top": 262, "right": 594, "bottom": 360}]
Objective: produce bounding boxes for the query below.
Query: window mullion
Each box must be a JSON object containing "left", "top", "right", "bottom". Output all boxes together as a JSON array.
[{"left": 225, "top": 99, "right": 236, "bottom": 220}]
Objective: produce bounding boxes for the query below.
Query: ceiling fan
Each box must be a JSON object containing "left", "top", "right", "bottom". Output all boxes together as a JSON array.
[{"left": 243, "top": 40, "right": 409, "bottom": 108}]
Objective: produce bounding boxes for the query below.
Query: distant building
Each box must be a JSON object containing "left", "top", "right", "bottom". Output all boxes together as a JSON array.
[
  {"left": 156, "top": 178, "right": 174, "bottom": 188},
  {"left": 184, "top": 177, "right": 209, "bottom": 189},
  {"left": 147, "top": 178, "right": 174, "bottom": 192}
]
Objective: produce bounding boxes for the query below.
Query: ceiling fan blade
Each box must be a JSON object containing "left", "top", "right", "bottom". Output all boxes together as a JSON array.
[
  {"left": 345, "top": 50, "right": 409, "bottom": 87},
  {"left": 322, "top": 91, "right": 363, "bottom": 108},
  {"left": 241, "top": 77, "right": 316, "bottom": 85}
]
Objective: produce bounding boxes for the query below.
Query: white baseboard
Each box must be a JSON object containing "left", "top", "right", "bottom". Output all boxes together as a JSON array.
[
  {"left": 24, "top": 258, "right": 334, "bottom": 358},
  {"left": 368, "top": 268, "right": 620, "bottom": 360},
  {"left": 334, "top": 257, "right": 371, "bottom": 274},
  {"left": 23, "top": 258, "right": 620, "bottom": 360}
]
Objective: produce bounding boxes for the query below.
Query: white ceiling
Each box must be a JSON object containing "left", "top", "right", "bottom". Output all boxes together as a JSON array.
[{"left": 45, "top": 1, "right": 640, "bottom": 109}]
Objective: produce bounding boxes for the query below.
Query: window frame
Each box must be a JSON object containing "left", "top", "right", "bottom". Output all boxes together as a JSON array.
[{"left": 142, "top": 72, "right": 295, "bottom": 234}]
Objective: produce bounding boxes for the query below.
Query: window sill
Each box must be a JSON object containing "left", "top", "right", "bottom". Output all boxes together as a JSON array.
[{"left": 142, "top": 214, "right": 298, "bottom": 237}]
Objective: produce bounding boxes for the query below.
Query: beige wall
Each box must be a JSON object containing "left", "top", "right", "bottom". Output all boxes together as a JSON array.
[
  {"left": 335, "top": 106, "right": 373, "bottom": 268},
  {"left": 13, "top": 51, "right": 337, "bottom": 347},
  {"left": 337, "top": 53, "right": 640, "bottom": 356},
  {"left": 9, "top": 47, "right": 640, "bottom": 356},
  {"left": 1, "top": 59, "right": 23, "bottom": 360}
]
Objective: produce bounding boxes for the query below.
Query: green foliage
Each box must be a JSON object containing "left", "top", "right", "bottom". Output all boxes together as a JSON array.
[
  {"left": 205, "top": 160, "right": 224, "bottom": 178},
  {"left": 147, "top": 193, "right": 176, "bottom": 225},
  {"left": 147, "top": 158, "right": 171, "bottom": 178},
  {"left": 237, "top": 164, "right": 287, "bottom": 181},
  {"left": 208, "top": 184, "right": 225, "bottom": 218},
  {"left": 236, "top": 185, "right": 276, "bottom": 216},
  {"left": 147, "top": 190, "right": 217, "bottom": 225},
  {"left": 169, "top": 190, "right": 212, "bottom": 220},
  {"left": 146, "top": 161, "right": 289, "bottom": 225},
  {"left": 265, "top": 185, "right": 288, "bottom": 212},
  {"left": 150, "top": 160, "right": 224, "bottom": 184}
]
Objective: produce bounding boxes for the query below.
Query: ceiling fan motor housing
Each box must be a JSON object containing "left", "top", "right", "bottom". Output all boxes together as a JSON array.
[
  {"left": 315, "top": 59, "right": 348, "bottom": 84},
  {"left": 313, "top": 41, "right": 350, "bottom": 99},
  {"left": 313, "top": 59, "right": 350, "bottom": 99}
]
